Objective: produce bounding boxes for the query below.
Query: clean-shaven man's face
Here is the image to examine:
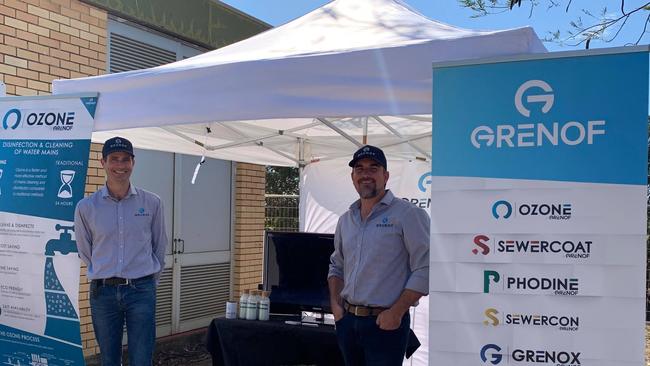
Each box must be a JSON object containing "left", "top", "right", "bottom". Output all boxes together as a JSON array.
[{"left": 101, "top": 151, "right": 134, "bottom": 184}]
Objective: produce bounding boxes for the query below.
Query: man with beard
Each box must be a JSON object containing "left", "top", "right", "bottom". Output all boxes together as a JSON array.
[
  {"left": 75, "top": 137, "right": 168, "bottom": 366},
  {"left": 328, "top": 145, "right": 430, "bottom": 365}
]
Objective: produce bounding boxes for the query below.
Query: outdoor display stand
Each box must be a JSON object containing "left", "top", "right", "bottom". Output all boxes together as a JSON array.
[
  {"left": 0, "top": 94, "right": 97, "bottom": 365},
  {"left": 430, "top": 47, "right": 649, "bottom": 366}
]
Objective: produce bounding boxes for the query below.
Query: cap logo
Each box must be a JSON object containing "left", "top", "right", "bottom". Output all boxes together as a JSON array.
[
  {"left": 363, "top": 147, "right": 369, "bottom": 152},
  {"left": 115, "top": 138, "right": 121, "bottom": 144}
]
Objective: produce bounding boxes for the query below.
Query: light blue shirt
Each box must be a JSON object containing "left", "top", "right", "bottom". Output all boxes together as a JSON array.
[
  {"left": 74, "top": 185, "right": 168, "bottom": 282},
  {"left": 328, "top": 190, "right": 430, "bottom": 308}
]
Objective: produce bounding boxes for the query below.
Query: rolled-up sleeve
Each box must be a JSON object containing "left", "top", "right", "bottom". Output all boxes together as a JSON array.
[
  {"left": 402, "top": 207, "right": 430, "bottom": 295},
  {"left": 74, "top": 200, "right": 92, "bottom": 268},
  {"left": 328, "top": 219, "right": 344, "bottom": 280}
]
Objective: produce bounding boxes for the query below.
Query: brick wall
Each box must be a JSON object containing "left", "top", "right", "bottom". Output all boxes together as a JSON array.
[
  {"left": 80, "top": 142, "right": 105, "bottom": 357},
  {"left": 233, "top": 163, "right": 266, "bottom": 299},
  {"left": 0, "top": 0, "right": 106, "bottom": 96}
]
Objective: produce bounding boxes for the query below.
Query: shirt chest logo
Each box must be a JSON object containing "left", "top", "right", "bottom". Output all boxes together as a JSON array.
[
  {"left": 134, "top": 207, "right": 150, "bottom": 217},
  {"left": 376, "top": 216, "right": 394, "bottom": 228}
]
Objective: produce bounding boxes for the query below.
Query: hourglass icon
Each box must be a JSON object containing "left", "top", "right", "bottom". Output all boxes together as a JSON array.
[{"left": 57, "top": 170, "right": 75, "bottom": 199}]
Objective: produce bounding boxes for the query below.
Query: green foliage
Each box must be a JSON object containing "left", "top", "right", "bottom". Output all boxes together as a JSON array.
[
  {"left": 265, "top": 166, "right": 299, "bottom": 195},
  {"left": 459, "top": 0, "right": 650, "bottom": 48}
]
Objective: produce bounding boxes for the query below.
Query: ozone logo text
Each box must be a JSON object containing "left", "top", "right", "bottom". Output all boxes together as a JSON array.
[
  {"left": 1, "top": 108, "right": 76, "bottom": 131},
  {"left": 491, "top": 200, "right": 571, "bottom": 221}
]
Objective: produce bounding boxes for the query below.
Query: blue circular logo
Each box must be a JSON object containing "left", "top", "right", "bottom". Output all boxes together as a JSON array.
[
  {"left": 417, "top": 172, "right": 432, "bottom": 192},
  {"left": 2, "top": 109, "right": 21, "bottom": 130}
]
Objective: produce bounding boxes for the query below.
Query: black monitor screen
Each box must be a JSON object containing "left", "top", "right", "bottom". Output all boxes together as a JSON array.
[{"left": 263, "top": 231, "right": 334, "bottom": 315}]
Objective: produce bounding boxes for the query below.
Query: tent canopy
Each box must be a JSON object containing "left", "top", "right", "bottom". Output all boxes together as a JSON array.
[{"left": 53, "top": 0, "right": 545, "bottom": 166}]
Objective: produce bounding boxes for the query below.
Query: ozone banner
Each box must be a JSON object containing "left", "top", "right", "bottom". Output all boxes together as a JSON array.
[
  {"left": 0, "top": 94, "right": 97, "bottom": 365},
  {"left": 430, "top": 48, "right": 648, "bottom": 366}
]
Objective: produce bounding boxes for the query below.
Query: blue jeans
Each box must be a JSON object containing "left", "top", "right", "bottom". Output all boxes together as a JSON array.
[
  {"left": 335, "top": 312, "right": 410, "bottom": 366},
  {"left": 90, "top": 276, "right": 157, "bottom": 366}
]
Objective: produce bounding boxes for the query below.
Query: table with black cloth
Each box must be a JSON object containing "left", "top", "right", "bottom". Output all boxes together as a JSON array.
[
  {"left": 205, "top": 316, "right": 343, "bottom": 366},
  {"left": 206, "top": 316, "right": 420, "bottom": 366}
]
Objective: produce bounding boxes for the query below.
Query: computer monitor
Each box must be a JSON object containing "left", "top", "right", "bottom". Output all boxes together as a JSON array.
[{"left": 263, "top": 231, "right": 335, "bottom": 315}]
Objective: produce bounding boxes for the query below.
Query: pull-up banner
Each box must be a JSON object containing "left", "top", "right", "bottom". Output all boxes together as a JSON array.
[
  {"left": 430, "top": 48, "right": 648, "bottom": 366},
  {"left": 0, "top": 94, "right": 97, "bottom": 365}
]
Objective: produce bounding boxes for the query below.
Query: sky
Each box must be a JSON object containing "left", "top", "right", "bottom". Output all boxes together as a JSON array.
[{"left": 221, "top": 0, "right": 650, "bottom": 52}]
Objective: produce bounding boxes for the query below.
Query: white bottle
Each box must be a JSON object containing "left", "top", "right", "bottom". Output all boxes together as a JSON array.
[
  {"left": 258, "top": 291, "right": 270, "bottom": 321},
  {"left": 239, "top": 289, "right": 249, "bottom": 319},
  {"left": 246, "top": 290, "right": 259, "bottom": 320}
]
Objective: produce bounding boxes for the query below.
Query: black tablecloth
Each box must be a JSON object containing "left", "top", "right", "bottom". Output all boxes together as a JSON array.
[
  {"left": 206, "top": 316, "right": 344, "bottom": 366},
  {"left": 206, "top": 316, "right": 420, "bottom": 366}
]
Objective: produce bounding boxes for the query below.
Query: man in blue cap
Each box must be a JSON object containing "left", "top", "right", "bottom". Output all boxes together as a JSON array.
[
  {"left": 328, "top": 145, "right": 430, "bottom": 365},
  {"left": 75, "top": 136, "right": 168, "bottom": 366}
]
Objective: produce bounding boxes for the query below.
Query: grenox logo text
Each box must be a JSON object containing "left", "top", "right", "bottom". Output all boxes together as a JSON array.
[
  {"left": 2, "top": 108, "right": 76, "bottom": 131},
  {"left": 480, "top": 344, "right": 581, "bottom": 365},
  {"left": 483, "top": 270, "right": 579, "bottom": 296},
  {"left": 492, "top": 200, "right": 572, "bottom": 221},
  {"left": 470, "top": 79, "right": 606, "bottom": 149},
  {"left": 484, "top": 308, "right": 579, "bottom": 331},
  {"left": 472, "top": 235, "right": 591, "bottom": 259}
]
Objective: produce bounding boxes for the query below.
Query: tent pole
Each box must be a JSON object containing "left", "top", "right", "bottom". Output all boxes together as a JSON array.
[
  {"left": 363, "top": 117, "right": 368, "bottom": 145},
  {"left": 317, "top": 118, "right": 362, "bottom": 147},
  {"left": 372, "top": 116, "right": 432, "bottom": 160}
]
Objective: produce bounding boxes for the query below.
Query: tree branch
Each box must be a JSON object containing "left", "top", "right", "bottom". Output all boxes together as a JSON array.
[{"left": 635, "top": 13, "right": 650, "bottom": 45}]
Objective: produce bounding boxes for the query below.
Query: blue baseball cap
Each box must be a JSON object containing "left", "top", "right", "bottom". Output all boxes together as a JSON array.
[
  {"left": 102, "top": 136, "right": 134, "bottom": 158},
  {"left": 348, "top": 145, "right": 387, "bottom": 169}
]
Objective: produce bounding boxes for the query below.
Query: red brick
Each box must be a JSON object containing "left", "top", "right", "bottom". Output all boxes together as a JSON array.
[
  {"left": 38, "top": 35, "right": 58, "bottom": 48},
  {"left": 50, "top": 48, "right": 69, "bottom": 60},
  {"left": 0, "top": 5, "right": 16, "bottom": 17},
  {"left": 0, "top": 24, "right": 16, "bottom": 37},
  {"left": 28, "top": 61, "right": 49, "bottom": 73},
  {"left": 59, "top": 42, "right": 78, "bottom": 54},
  {"left": 39, "top": 54, "right": 60, "bottom": 67},
  {"left": 60, "top": 59, "right": 79, "bottom": 71},
  {"left": 60, "top": 7, "right": 80, "bottom": 20},
  {"left": 49, "top": 66, "right": 70, "bottom": 78},
  {"left": 27, "top": 42, "right": 49, "bottom": 55},
  {"left": 0, "top": 44, "right": 17, "bottom": 56},
  {"left": 4, "top": 75, "right": 27, "bottom": 87},
  {"left": 4, "top": 0, "right": 28, "bottom": 12},
  {"left": 37, "top": 0, "right": 60, "bottom": 13},
  {"left": 16, "top": 67, "right": 38, "bottom": 80},
  {"left": 49, "top": 30, "right": 69, "bottom": 43},
  {"left": 16, "top": 29, "right": 38, "bottom": 43},
  {"left": 16, "top": 48, "right": 39, "bottom": 61},
  {"left": 15, "top": 10, "right": 38, "bottom": 25},
  {"left": 69, "top": 1, "right": 89, "bottom": 14}
]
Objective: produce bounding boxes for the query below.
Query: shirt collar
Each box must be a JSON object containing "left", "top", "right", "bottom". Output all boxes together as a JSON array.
[{"left": 101, "top": 184, "right": 138, "bottom": 200}]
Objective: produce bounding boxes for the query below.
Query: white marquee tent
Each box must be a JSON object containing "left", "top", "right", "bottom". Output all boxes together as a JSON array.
[
  {"left": 53, "top": 0, "right": 545, "bottom": 167},
  {"left": 53, "top": 1, "right": 546, "bottom": 364}
]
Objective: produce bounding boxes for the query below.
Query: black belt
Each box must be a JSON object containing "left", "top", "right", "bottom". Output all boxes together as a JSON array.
[
  {"left": 93, "top": 274, "right": 153, "bottom": 286},
  {"left": 344, "top": 301, "right": 386, "bottom": 317}
]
